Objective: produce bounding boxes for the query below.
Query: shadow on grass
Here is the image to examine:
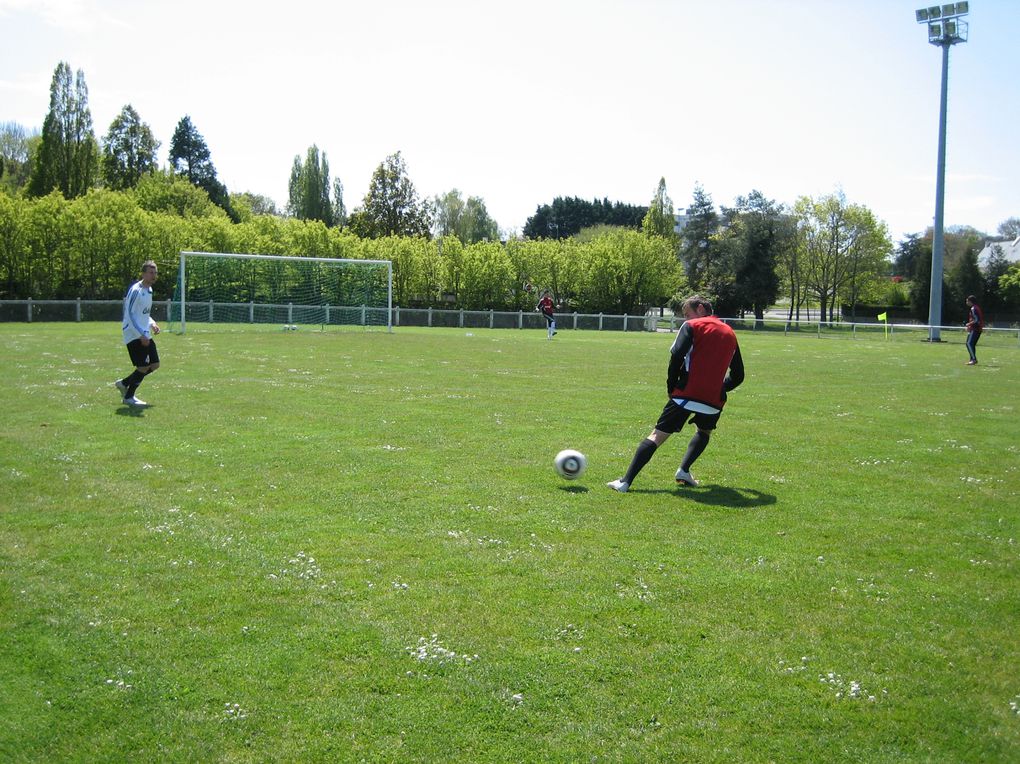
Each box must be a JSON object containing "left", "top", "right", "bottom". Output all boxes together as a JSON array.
[
  {"left": 629, "top": 484, "right": 776, "bottom": 509},
  {"left": 559, "top": 484, "right": 590, "bottom": 494},
  {"left": 114, "top": 404, "right": 152, "bottom": 417}
]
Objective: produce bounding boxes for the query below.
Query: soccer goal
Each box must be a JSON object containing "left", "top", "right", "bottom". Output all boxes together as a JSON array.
[{"left": 169, "top": 251, "right": 393, "bottom": 333}]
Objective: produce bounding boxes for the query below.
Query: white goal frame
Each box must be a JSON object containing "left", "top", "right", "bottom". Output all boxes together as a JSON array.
[{"left": 175, "top": 250, "right": 393, "bottom": 333}]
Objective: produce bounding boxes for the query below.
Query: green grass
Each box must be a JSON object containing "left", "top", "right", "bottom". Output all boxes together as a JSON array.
[{"left": 1, "top": 323, "right": 1018, "bottom": 762}]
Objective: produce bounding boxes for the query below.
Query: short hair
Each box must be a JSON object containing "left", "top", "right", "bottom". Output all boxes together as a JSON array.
[
  {"left": 966, "top": 295, "right": 978, "bottom": 303},
  {"left": 141, "top": 260, "right": 158, "bottom": 273},
  {"left": 681, "top": 295, "right": 713, "bottom": 315}
]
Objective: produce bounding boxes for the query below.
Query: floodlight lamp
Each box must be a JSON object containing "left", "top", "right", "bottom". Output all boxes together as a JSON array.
[
  {"left": 929, "top": 22, "right": 942, "bottom": 38},
  {"left": 945, "top": 20, "right": 957, "bottom": 35},
  {"left": 916, "top": 8, "right": 929, "bottom": 22},
  {"left": 927, "top": 5, "right": 941, "bottom": 18},
  {"left": 955, "top": 1, "right": 969, "bottom": 15},
  {"left": 942, "top": 3, "right": 956, "bottom": 16}
]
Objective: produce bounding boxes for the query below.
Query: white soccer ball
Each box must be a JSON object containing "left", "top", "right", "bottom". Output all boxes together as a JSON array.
[{"left": 554, "top": 449, "right": 587, "bottom": 480}]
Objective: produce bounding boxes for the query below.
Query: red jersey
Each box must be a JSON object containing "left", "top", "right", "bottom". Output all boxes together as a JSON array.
[
  {"left": 966, "top": 304, "right": 983, "bottom": 333},
  {"left": 537, "top": 295, "right": 554, "bottom": 317},
  {"left": 667, "top": 315, "right": 743, "bottom": 409}
]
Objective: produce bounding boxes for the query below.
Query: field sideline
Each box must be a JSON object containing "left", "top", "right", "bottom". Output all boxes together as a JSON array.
[{"left": 1, "top": 323, "right": 1018, "bottom": 762}]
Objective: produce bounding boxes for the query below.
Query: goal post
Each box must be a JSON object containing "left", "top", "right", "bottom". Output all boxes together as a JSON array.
[{"left": 170, "top": 251, "right": 393, "bottom": 333}]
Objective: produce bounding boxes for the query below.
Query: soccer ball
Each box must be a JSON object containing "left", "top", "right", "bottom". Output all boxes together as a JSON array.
[{"left": 554, "top": 449, "right": 587, "bottom": 480}]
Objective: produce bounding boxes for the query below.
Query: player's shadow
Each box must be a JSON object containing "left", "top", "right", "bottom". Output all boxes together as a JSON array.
[
  {"left": 632, "top": 484, "right": 775, "bottom": 509},
  {"left": 114, "top": 404, "right": 152, "bottom": 417},
  {"left": 680, "top": 485, "right": 776, "bottom": 509}
]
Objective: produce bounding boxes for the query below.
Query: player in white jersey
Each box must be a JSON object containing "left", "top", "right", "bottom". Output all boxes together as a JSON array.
[{"left": 114, "top": 261, "right": 161, "bottom": 406}]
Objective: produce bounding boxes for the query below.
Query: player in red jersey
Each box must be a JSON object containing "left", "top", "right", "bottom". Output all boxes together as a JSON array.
[
  {"left": 608, "top": 295, "right": 744, "bottom": 492},
  {"left": 965, "top": 295, "right": 983, "bottom": 365}
]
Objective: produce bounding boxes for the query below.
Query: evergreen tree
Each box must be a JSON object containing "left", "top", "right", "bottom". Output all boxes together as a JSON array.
[
  {"left": 169, "top": 116, "right": 236, "bottom": 221},
  {"left": 101, "top": 105, "right": 160, "bottom": 190},
  {"left": 0, "top": 122, "right": 37, "bottom": 195},
  {"left": 347, "top": 152, "right": 431, "bottom": 238},
  {"left": 680, "top": 184, "right": 719, "bottom": 290},
  {"left": 27, "top": 62, "right": 99, "bottom": 199}
]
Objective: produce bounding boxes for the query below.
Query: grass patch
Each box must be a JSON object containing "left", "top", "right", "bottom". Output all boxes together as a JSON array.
[{"left": 1, "top": 323, "right": 1018, "bottom": 762}]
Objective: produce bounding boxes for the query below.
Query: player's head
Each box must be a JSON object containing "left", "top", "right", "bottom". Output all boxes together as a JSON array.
[
  {"left": 680, "top": 295, "right": 712, "bottom": 319},
  {"left": 141, "top": 260, "right": 158, "bottom": 284},
  {"left": 966, "top": 294, "right": 977, "bottom": 306}
]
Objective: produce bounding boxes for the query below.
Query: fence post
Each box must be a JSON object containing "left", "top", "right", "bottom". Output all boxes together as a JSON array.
[
  {"left": 209, "top": 300, "right": 214, "bottom": 322},
  {"left": 518, "top": 310, "right": 523, "bottom": 329},
  {"left": 250, "top": 302, "right": 255, "bottom": 323},
  {"left": 459, "top": 309, "right": 464, "bottom": 328},
  {"left": 76, "top": 298, "right": 81, "bottom": 322},
  {"left": 27, "top": 297, "right": 32, "bottom": 322},
  {"left": 489, "top": 309, "right": 494, "bottom": 329},
  {"left": 573, "top": 312, "right": 578, "bottom": 330},
  {"left": 623, "top": 314, "right": 628, "bottom": 332},
  {"left": 598, "top": 313, "right": 603, "bottom": 330},
  {"left": 428, "top": 307, "right": 433, "bottom": 328}
]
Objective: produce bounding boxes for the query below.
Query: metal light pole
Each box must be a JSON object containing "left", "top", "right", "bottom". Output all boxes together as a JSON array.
[{"left": 915, "top": 3, "right": 969, "bottom": 341}]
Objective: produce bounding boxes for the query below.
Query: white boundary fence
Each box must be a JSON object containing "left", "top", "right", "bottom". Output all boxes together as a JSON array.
[{"left": 1, "top": 299, "right": 1018, "bottom": 345}]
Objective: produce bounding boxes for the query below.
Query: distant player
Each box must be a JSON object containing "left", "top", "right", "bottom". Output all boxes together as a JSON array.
[
  {"left": 965, "top": 295, "right": 983, "bottom": 366},
  {"left": 115, "top": 260, "right": 161, "bottom": 406},
  {"left": 536, "top": 289, "right": 556, "bottom": 339},
  {"left": 608, "top": 295, "right": 744, "bottom": 492}
]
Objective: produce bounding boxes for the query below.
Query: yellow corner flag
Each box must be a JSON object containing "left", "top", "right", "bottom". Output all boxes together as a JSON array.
[{"left": 877, "top": 311, "right": 888, "bottom": 322}]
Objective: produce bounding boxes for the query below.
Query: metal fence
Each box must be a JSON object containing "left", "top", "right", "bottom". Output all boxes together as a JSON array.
[{"left": 1, "top": 299, "right": 1018, "bottom": 345}]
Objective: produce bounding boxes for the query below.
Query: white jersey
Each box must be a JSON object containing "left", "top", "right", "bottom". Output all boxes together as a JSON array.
[{"left": 122, "top": 280, "right": 155, "bottom": 343}]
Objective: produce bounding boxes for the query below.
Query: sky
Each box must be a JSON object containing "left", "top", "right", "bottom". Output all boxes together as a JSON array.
[{"left": 2, "top": 0, "right": 1018, "bottom": 243}]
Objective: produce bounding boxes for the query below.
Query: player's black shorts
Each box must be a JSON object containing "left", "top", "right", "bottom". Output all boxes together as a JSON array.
[
  {"left": 655, "top": 398, "right": 721, "bottom": 433},
  {"left": 126, "top": 338, "right": 159, "bottom": 368}
]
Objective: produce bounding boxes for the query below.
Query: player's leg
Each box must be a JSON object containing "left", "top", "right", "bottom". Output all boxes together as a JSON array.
[
  {"left": 676, "top": 413, "right": 721, "bottom": 486},
  {"left": 608, "top": 403, "right": 687, "bottom": 491}
]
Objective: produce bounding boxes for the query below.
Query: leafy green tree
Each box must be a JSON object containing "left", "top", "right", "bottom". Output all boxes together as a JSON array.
[
  {"left": 230, "top": 192, "right": 278, "bottom": 221},
  {"left": 101, "top": 105, "right": 160, "bottom": 190},
  {"left": 1, "top": 122, "right": 38, "bottom": 195},
  {"left": 641, "top": 177, "right": 677, "bottom": 240},
  {"left": 680, "top": 184, "right": 718, "bottom": 290},
  {"left": 347, "top": 152, "right": 431, "bottom": 238},
  {"left": 434, "top": 189, "right": 499, "bottom": 243},
  {"left": 999, "top": 263, "right": 1020, "bottom": 310},
  {"left": 132, "top": 170, "right": 228, "bottom": 219},
  {"left": 287, "top": 145, "right": 339, "bottom": 226},
  {"left": 27, "top": 62, "right": 99, "bottom": 199},
  {"left": 169, "top": 116, "right": 236, "bottom": 221}
]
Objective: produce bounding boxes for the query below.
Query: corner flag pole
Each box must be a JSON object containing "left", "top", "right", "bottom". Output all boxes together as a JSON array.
[{"left": 878, "top": 311, "right": 888, "bottom": 340}]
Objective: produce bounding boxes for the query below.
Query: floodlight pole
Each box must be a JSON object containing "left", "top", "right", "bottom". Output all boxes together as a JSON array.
[
  {"left": 927, "top": 40, "right": 951, "bottom": 342},
  {"left": 916, "top": 4, "right": 969, "bottom": 341}
]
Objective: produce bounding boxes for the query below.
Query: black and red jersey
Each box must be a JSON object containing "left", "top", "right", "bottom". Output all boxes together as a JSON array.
[{"left": 667, "top": 315, "right": 744, "bottom": 409}]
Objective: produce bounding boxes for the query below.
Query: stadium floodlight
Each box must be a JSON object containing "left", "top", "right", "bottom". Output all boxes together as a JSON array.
[{"left": 914, "top": 2, "right": 970, "bottom": 341}]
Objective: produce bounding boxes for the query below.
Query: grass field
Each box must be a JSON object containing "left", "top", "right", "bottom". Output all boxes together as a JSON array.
[{"left": 1, "top": 323, "right": 1018, "bottom": 762}]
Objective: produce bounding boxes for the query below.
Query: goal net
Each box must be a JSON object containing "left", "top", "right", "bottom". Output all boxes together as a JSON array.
[{"left": 169, "top": 251, "right": 392, "bottom": 333}]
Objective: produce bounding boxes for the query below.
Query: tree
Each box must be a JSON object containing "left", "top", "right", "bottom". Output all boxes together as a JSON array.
[
  {"left": 230, "top": 192, "right": 278, "bottom": 221},
  {"left": 714, "top": 191, "right": 788, "bottom": 321},
  {"left": 997, "top": 217, "right": 1020, "bottom": 239},
  {"left": 347, "top": 152, "right": 431, "bottom": 238},
  {"left": 169, "top": 116, "right": 236, "bottom": 221},
  {"left": 679, "top": 184, "right": 718, "bottom": 290},
  {"left": 946, "top": 246, "right": 983, "bottom": 323},
  {"left": 1, "top": 122, "right": 38, "bottom": 195},
  {"left": 131, "top": 170, "right": 228, "bottom": 219},
  {"left": 101, "top": 105, "right": 160, "bottom": 191},
  {"left": 287, "top": 145, "right": 341, "bottom": 226},
  {"left": 794, "top": 191, "right": 891, "bottom": 323},
  {"left": 434, "top": 189, "right": 498, "bottom": 243},
  {"left": 641, "top": 178, "right": 677, "bottom": 240},
  {"left": 524, "top": 197, "right": 647, "bottom": 239},
  {"left": 27, "top": 62, "right": 99, "bottom": 199}
]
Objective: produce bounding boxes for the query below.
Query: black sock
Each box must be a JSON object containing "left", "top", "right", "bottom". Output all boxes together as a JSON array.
[
  {"left": 681, "top": 431, "right": 710, "bottom": 472},
  {"left": 623, "top": 438, "right": 658, "bottom": 485},
  {"left": 123, "top": 370, "right": 147, "bottom": 397}
]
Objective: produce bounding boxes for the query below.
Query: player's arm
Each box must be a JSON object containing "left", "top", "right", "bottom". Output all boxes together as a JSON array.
[
  {"left": 723, "top": 344, "right": 745, "bottom": 392},
  {"left": 666, "top": 323, "right": 694, "bottom": 393}
]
